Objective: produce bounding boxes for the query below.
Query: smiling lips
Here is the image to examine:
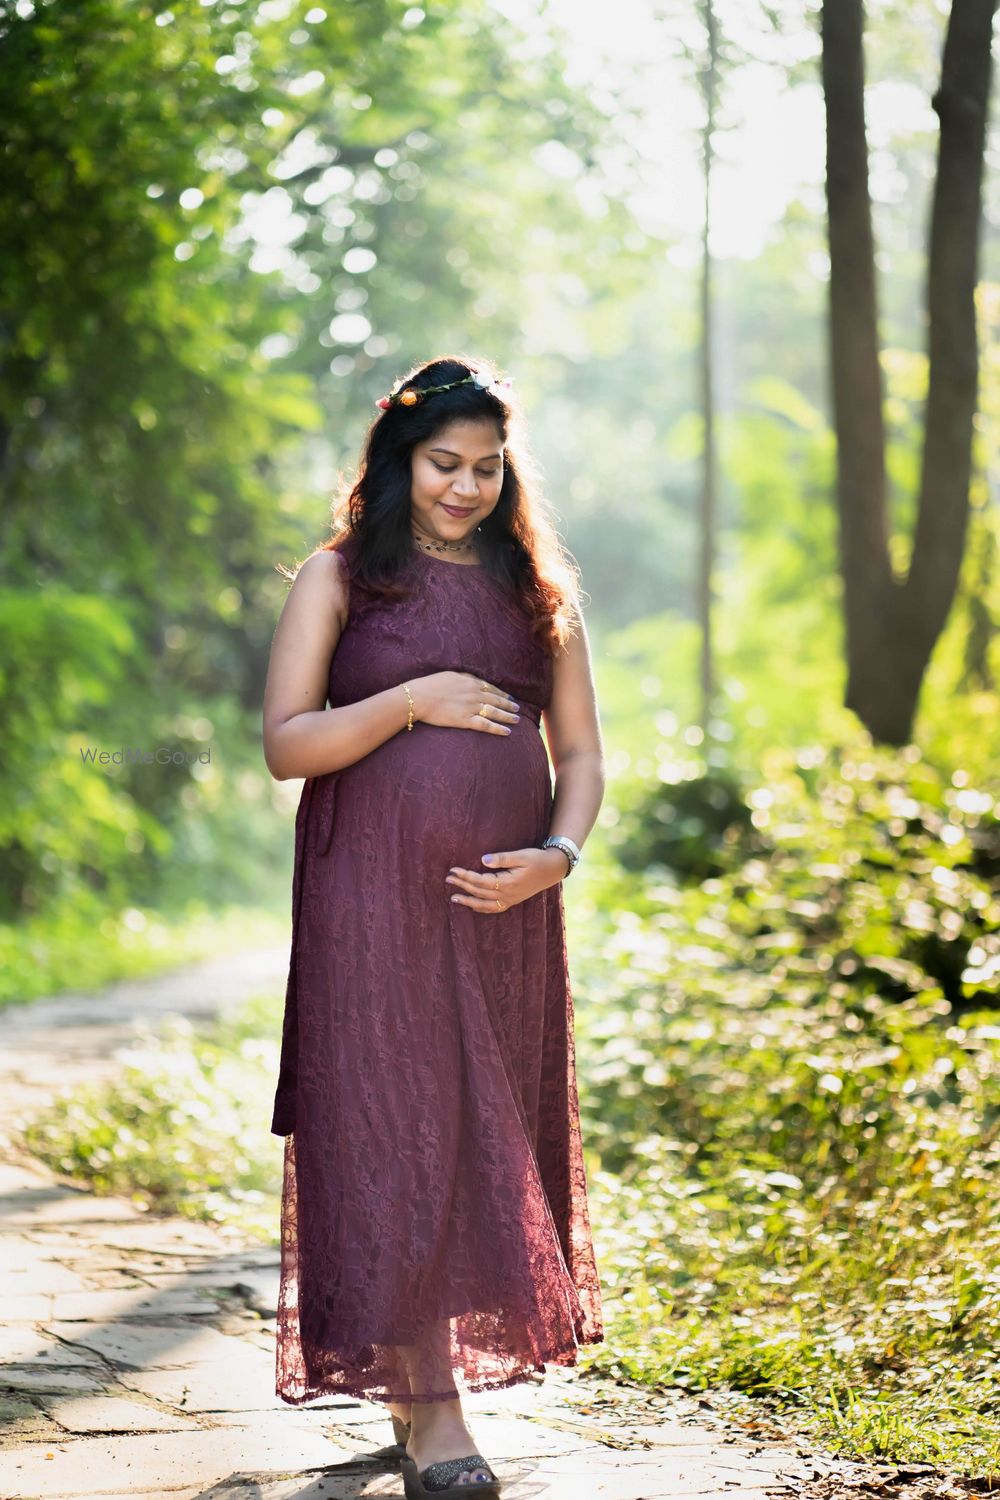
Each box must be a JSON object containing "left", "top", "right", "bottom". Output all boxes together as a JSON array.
[{"left": 441, "top": 504, "right": 474, "bottom": 516}]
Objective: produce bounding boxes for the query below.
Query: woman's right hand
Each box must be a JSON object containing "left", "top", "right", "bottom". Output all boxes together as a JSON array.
[{"left": 408, "top": 672, "right": 521, "bottom": 735}]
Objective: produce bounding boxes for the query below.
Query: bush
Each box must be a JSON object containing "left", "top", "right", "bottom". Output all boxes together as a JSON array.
[{"left": 569, "top": 741, "right": 1000, "bottom": 1470}]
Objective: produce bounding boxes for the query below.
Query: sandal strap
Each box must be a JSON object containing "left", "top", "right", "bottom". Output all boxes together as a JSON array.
[{"left": 419, "top": 1453, "right": 496, "bottom": 1491}]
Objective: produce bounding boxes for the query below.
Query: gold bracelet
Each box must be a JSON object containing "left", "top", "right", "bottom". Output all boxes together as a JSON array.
[{"left": 401, "top": 681, "right": 415, "bottom": 731}]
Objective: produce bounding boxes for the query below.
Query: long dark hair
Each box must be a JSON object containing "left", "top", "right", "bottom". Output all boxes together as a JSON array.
[{"left": 287, "top": 354, "right": 582, "bottom": 654}]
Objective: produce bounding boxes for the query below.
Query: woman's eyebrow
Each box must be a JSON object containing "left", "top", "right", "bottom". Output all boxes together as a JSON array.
[{"left": 428, "top": 447, "right": 503, "bottom": 460}]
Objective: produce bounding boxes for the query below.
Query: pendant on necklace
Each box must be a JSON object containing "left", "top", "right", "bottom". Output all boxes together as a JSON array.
[{"left": 413, "top": 535, "right": 474, "bottom": 556}]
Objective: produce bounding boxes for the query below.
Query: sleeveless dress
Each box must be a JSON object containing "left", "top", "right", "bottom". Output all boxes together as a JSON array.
[{"left": 270, "top": 537, "right": 604, "bottom": 1406}]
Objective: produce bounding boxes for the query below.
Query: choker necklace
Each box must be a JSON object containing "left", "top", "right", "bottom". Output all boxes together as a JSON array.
[{"left": 411, "top": 525, "right": 481, "bottom": 557}]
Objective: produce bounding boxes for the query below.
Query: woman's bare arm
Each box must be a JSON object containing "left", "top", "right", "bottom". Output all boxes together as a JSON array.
[
  {"left": 540, "top": 605, "right": 606, "bottom": 854},
  {"left": 262, "top": 551, "right": 413, "bottom": 782}
]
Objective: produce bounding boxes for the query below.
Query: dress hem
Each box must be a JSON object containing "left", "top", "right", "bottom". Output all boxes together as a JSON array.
[{"left": 274, "top": 1331, "right": 606, "bottom": 1408}]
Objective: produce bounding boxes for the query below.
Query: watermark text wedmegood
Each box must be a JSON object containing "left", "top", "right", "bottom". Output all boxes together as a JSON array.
[{"left": 79, "top": 745, "right": 213, "bottom": 768}]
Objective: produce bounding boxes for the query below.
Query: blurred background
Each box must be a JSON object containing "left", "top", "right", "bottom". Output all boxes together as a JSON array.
[{"left": 3, "top": 0, "right": 1000, "bottom": 1474}]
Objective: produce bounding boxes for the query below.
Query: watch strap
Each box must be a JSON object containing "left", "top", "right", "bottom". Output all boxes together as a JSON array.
[{"left": 542, "top": 834, "right": 580, "bottom": 874}]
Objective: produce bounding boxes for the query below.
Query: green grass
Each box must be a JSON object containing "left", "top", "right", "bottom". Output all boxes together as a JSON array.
[{"left": 20, "top": 994, "right": 285, "bottom": 1242}]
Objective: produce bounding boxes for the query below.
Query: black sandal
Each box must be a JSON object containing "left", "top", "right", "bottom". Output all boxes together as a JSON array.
[{"left": 400, "top": 1451, "right": 501, "bottom": 1497}]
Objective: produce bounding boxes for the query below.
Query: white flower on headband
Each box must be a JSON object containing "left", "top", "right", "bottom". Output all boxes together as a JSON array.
[{"left": 472, "top": 370, "right": 514, "bottom": 392}]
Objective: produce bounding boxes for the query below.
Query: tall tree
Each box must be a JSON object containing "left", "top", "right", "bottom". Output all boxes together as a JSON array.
[
  {"left": 697, "top": 0, "right": 720, "bottom": 736},
  {"left": 821, "top": 0, "right": 998, "bottom": 745}
]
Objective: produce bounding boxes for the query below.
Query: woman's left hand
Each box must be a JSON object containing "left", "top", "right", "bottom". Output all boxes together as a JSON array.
[{"left": 445, "top": 847, "right": 570, "bottom": 913}]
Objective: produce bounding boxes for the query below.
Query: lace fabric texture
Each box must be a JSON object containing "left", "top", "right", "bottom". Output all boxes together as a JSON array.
[{"left": 271, "top": 540, "right": 604, "bottom": 1404}]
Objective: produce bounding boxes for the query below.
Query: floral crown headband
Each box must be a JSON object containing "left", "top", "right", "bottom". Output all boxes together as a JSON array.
[{"left": 376, "top": 368, "right": 514, "bottom": 410}]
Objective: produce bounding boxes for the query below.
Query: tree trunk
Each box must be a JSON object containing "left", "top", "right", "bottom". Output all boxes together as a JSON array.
[
  {"left": 962, "top": 517, "right": 996, "bottom": 691},
  {"left": 905, "top": 0, "right": 997, "bottom": 674},
  {"left": 821, "top": 0, "right": 997, "bottom": 745},
  {"left": 697, "top": 0, "right": 719, "bottom": 735}
]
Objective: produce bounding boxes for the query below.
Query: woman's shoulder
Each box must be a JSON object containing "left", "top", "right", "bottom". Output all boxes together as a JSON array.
[
  {"left": 320, "top": 533, "right": 365, "bottom": 585},
  {"left": 294, "top": 548, "right": 351, "bottom": 626},
  {"left": 297, "top": 547, "right": 350, "bottom": 585}
]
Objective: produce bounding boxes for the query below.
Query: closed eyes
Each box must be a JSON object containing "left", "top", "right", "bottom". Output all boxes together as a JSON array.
[{"left": 432, "top": 461, "right": 501, "bottom": 477}]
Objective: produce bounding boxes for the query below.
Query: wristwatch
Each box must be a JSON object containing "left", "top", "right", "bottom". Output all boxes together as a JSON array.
[{"left": 542, "top": 834, "right": 581, "bottom": 875}]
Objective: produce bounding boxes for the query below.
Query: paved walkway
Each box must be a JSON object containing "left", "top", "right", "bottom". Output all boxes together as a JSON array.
[{"left": 0, "top": 953, "right": 948, "bottom": 1498}]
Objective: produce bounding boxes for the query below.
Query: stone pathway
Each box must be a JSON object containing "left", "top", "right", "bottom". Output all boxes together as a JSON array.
[{"left": 0, "top": 953, "right": 973, "bottom": 1498}]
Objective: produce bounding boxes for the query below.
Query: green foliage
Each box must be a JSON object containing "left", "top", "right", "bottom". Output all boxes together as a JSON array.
[
  {"left": 0, "top": 0, "right": 640, "bottom": 958},
  {"left": 566, "top": 744, "right": 1000, "bottom": 1472},
  {"left": 609, "top": 742, "right": 999, "bottom": 1011},
  {"left": 613, "top": 766, "right": 761, "bottom": 880},
  {"left": 0, "top": 899, "right": 287, "bottom": 1009},
  {"left": 20, "top": 1003, "right": 284, "bottom": 1240},
  {"left": 0, "top": 587, "right": 139, "bottom": 920},
  {"left": 0, "top": 603, "right": 295, "bottom": 979}
]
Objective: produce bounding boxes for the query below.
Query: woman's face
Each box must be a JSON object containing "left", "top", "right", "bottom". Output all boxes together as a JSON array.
[{"left": 409, "top": 418, "right": 505, "bottom": 546}]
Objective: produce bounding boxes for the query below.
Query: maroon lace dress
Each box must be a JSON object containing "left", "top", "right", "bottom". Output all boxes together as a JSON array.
[{"left": 270, "top": 537, "right": 604, "bottom": 1405}]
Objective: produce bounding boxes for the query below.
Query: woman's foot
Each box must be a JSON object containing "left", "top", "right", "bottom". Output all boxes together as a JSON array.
[
  {"left": 388, "top": 1396, "right": 413, "bottom": 1449},
  {"left": 388, "top": 1398, "right": 413, "bottom": 1429},
  {"left": 405, "top": 1395, "right": 495, "bottom": 1485}
]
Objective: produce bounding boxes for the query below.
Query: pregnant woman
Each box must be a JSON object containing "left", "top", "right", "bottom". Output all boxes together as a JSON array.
[{"left": 262, "top": 355, "right": 605, "bottom": 1499}]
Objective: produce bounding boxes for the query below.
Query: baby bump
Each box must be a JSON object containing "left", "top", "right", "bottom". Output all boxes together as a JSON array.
[{"left": 338, "top": 715, "right": 552, "bottom": 876}]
